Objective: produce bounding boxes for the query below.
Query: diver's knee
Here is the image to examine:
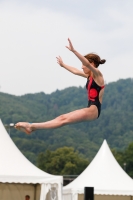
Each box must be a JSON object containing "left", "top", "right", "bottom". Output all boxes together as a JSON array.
[{"left": 56, "top": 114, "right": 67, "bottom": 125}]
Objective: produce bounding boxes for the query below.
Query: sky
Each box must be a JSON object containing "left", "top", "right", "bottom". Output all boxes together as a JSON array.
[{"left": 0, "top": 0, "right": 133, "bottom": 96}]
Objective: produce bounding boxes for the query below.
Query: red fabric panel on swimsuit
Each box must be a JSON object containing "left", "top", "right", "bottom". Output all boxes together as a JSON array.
[
  {"left": 89, "top": 88, "right": 98, "bottom": 101},
  {"left": 88, "top": 77, "right": 95, "bottom": 101},
  {"left": 87, "top": 77, "right": 105, "bottom": 101}
]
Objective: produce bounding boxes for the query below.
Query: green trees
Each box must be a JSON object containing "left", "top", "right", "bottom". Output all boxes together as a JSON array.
[
  {"left": 112, "top": 142, "right": 133, "bottom": 177},
  {"left": 37, "top": 147, "right": 89, "bottom": 175},
  {"left": 1, "top": 78, "right": 133, "bottom": 167}
]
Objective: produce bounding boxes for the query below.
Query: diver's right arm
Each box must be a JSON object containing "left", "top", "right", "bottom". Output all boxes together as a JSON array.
[{"left": 56, "top": 56, "right": 87, "bottom": 78}]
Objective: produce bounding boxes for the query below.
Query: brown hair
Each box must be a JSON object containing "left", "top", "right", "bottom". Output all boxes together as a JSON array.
[
  {"left": 84, "top": 53, "right": 106, "bottom": 68},
  {"left": 25, "top": 195, "right": 30, "bottom": 199}
]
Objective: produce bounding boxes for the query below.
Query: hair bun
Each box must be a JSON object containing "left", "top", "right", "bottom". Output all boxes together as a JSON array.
[{"left": 100, "top": 59, "right": 106, "bottom": 64}]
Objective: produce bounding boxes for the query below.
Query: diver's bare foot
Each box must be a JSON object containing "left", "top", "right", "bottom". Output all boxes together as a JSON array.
[{"left": 14, "top": 122, "right": 33, "bottom": 134}]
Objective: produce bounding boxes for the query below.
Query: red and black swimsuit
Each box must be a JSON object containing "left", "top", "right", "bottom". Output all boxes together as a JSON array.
[{"left": 86, "top": 76, "right": 105, "bottom": 118}]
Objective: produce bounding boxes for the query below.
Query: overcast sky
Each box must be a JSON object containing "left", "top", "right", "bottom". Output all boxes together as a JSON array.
[{"left": 0, "top": 0, "right": 133, "bottom": 95}]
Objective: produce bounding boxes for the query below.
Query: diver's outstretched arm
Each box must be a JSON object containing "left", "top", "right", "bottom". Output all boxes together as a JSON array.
[
  {"left": 56, "top": 56, "right": 87, "bottom": 78},
  {"left": 66, "top": 38, "right": 101, "bottom": 77}
]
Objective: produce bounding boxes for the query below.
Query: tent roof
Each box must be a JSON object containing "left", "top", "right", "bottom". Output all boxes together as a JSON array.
[
  {"left": 0, "top": 119, "right": 62, "bottom": 184},
  {"left": 63, "top": 140, "right": 133, "bottom": 195}
]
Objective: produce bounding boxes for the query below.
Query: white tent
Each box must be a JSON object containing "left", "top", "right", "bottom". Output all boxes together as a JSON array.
[
  {"left": 63, "top": 140, "right": 133, "bottom": 200},
  {"left": 0, "top": 119, "right": 63, "bottom": 200}
]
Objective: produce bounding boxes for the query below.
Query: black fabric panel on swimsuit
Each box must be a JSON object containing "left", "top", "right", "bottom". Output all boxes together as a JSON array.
[
  {"left": 88, "top": 100, "right": 101, "bottom": 118},
  {"left": 86, "top": 77, "right": 102, "bottom": 118},
  {"left": 86, "top": 78, "right": 102, "bottom": 92}
]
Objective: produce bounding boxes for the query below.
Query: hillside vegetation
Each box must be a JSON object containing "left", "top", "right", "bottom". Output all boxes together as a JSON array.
[{"left": 1, "top": 78, "right": 133, "bottom": 164}]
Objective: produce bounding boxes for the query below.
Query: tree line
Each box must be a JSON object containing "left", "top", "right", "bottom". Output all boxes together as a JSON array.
[{"left": 0, "top": 78, "right": 133, "bottom": 176}]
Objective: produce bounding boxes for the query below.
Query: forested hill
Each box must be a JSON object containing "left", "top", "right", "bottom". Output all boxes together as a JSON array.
[{"left": 0, "top": 78, "right": 133, "bottom": 164}]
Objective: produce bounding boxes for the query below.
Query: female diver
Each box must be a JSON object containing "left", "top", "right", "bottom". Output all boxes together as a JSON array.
[{"left": 15, "top": 38, "right": 106, "bottom": 134}]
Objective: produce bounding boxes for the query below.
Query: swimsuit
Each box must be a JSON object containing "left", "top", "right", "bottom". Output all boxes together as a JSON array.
[{"left": 86, "top": 76, "right": 105, "bottom": 118}]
